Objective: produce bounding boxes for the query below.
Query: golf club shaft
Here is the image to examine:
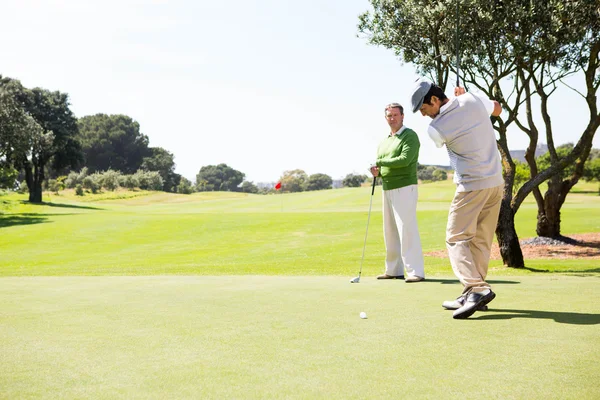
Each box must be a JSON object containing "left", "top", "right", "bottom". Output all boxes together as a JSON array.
[
  {"left": 358, "top": 177, "right": 377, "bottom": 278},
  {"left": 456, "top": 0, "right": 460, "bottom": 87}
]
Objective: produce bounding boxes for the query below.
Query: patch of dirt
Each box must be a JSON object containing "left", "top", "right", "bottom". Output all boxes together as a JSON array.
[{"left": 425, "top": 232, "right": 600, "bottom": 259}]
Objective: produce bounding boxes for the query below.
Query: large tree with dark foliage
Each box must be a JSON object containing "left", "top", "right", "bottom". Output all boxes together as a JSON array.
[
  {"left": 195, "top": 163, "right": 245, "bottom": 192},
  {"left": 77, "top": 114, "right": 151, "bottom": 175},
  {"left": 305, "top": 173, "right": 333, "bottom": 191},
  {"left": 22, "top": 88, "right": 82, "bottom": 202},
  {"left": 342, "top": 173, "right": 367, "bottom": 188},
  {"left": 0, "top": 77, "right": 32, "bottom": 189},
  {"left": 141, "top": 147, "right": 181, "bottom": 192}
]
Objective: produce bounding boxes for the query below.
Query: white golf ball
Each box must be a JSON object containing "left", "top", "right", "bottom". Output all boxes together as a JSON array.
[{"left": 360, "top": 312, "right": 367, "bottom": 319}]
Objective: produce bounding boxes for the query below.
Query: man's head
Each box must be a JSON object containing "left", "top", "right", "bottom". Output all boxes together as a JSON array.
[
  {"left": 384, "top": 103, "right": 404, "bottom": 133},
  {"left": 410, "top": 78, "right": 448, "bottom": 119}
]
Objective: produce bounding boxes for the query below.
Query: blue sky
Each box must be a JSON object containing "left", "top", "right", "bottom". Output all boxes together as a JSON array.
[{"left": 2, "top": 0, "right": 597, "bottom": 183}]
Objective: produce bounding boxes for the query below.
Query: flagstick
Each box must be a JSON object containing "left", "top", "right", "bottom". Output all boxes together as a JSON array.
[{"left": 274, "top": 181, "right": 283, "bottom": 212}]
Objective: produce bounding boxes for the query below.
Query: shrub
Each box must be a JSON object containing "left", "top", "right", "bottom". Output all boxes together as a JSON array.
[
  {"left": 101, "top": 170, "right": 121, "bottom": 191},
  {"left": 418, "top": 166, "right": 448, "bottom": 182},
  {"left": 47, "top": 179, "right": 63, "bottom": 194},
  {"left": 17, "top": 181, "right": 28, "bottom": 194},
  {"left": 75, "top": 184, "right": 84, "bottom": 196},
  {"left": 177, "top": 177, "right": 194, "bottom": 194},
  {"left": 65, "top": 167, "right": 89, "bottom": 188},
  {"left": 0, "top": 164, "right": 19, "bottom": 189},
  {"left": 145, "top": 171, "right": 164, "bottom": 191},
  {"left": 134, "top": 170, "right": 163, "bottom": 191},
  {"left": 240, "top": 181, "right": 259, "bottom": 194},
  {"left": 65, "top": 171, "right": 78, "bottom": 189},
  {"left": 122, "top": 175, "right": 139, "bottom": 190},
  {"left": 432, "top": 169, "right": 447, "bottom": 181},
  {"left": 83, "top": 176, "right": 100, "bottom": 194}
]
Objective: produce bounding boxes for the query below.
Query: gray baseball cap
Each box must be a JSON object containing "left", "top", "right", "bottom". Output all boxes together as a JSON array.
[{"left": 410, "top": 78, "right": 433, "bottom": 113}]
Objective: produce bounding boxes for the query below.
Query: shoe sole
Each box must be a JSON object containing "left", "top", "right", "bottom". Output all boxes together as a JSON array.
[
  {"left": 443, "top": 304, "right": 488, "bottom": 311},
  {"left": 453, "top": 292, "right": 496, "bottom": 319}
]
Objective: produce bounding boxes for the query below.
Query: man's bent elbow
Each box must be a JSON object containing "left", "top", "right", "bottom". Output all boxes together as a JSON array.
[{"left": 491, "top": 101, "right": 502, "bottom": 117}]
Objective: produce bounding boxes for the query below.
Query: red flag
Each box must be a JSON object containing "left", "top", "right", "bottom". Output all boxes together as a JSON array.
[{"left": 275, "top": 181, "right": 282, "bottom": 190}]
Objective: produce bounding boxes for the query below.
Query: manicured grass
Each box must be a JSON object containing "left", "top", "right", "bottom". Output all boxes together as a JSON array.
[
  {"left": 1, "top": 183, "right": 599, "bottom": 398},
  {"left": 1, "top": 275, "right": 598, "bottom": 399},
  {"left": 1, "top": 182, "right": 599, "bottom": 276}
]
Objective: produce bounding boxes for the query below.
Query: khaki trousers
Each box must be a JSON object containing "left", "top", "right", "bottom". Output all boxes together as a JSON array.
[
  {"left": 446, "top": 185, "right": 503, "bottom": 294},
  {"left": 382, "top": 184, "right": 425, "bottom": 278}
]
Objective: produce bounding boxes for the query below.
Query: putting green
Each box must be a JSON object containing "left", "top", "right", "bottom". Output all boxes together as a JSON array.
[{"left": 1, "top": 275, "right": 598, "bottom": 399}]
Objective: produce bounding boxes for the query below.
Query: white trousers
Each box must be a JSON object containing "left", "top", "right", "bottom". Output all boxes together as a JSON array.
[{"left": 382, "top": 184, "right": 425, "bottom": 278}]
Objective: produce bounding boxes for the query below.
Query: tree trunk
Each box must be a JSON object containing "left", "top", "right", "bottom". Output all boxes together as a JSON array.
[
  {"left": 496, "top": 198, "right": 525, "bottom": 268},
  {"left": 536, "top": 179, "right": 562, "bottom": 238},
  {"left": 26, "top": 162, "right": 44, "bottom": 203}
]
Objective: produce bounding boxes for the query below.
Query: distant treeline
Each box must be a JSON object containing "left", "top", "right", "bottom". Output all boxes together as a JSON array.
[{"left": 1, "top": 74, "right": 456, "bottom": 201}]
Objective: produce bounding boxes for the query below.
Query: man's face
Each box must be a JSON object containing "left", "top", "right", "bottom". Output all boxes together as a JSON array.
[
  {"left": 385, "top": 107, "right": 404, "bottom": 131},
  {"left": 419, "top": 96, "right": 442, "bottom": 119}
]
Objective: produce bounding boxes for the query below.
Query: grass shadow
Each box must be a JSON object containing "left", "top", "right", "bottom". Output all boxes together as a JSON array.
[
  {"left": 524, "top": 266, "right": 600, "bottom": 275},
  {"left": 474, "top": 309, "right": 600, "bottom": 325},
  {"left": 20, "top": 201, "right": 103, "bottom": 210},
  {"left": 570, "top": 190, "right": 599, "bottom": 195},
  {"left": 0, "top": 214, "right": 49, "bottom": 228},
  {"left": 423, "top": 278, "right": 521, "bottom": 285}
]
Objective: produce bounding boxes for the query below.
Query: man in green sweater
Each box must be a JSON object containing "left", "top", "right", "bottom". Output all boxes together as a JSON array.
[{"left": 370, "top": 103, "right": 425, "bottom": 282}]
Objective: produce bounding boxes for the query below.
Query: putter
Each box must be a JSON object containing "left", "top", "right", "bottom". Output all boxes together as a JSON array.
[{"left": 350, "top": 176, "right": 377, "bottom": 283}]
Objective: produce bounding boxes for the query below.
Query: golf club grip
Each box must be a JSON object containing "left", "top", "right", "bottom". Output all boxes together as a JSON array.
[{"left": 371, "top": 176, "right": 376, "bottom": 195}]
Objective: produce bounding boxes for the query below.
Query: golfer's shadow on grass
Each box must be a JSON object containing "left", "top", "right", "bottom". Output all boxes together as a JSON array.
[{"left": 474, "top": 309, "right": 600, "bottom": 325}]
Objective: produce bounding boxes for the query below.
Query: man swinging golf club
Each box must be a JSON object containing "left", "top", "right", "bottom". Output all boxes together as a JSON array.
[
  {"left": 370, "top": 103, "right": 425, "bottom": 283},
  {"left": 411, "top": 79, "right": 503, "bottom": 319}
]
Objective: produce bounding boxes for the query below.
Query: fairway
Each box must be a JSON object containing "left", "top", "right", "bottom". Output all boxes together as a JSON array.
[
  {"left": 1, "top": 183, "right": 600, "bottom": 399},
  {"left": 2, "top": 183, "right": 599, "bottom": 276},
  {"left": 1, "top": 276, "right": 598, "bottom": 399}
]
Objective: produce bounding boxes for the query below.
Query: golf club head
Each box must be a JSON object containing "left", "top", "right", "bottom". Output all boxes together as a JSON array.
[{"left": 350, "top": 276, "right": 360, "bottom": 283}]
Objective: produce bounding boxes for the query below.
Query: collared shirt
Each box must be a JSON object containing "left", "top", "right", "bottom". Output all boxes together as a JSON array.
[
  {"left": 374, "top": 125, "right": 411, "bottom": 170},
  {"left": 390, "top": 125, "right": 408, "bottom": 137},
  {"left": 427, "top": 93, "right": 495, "bottom": 148}
]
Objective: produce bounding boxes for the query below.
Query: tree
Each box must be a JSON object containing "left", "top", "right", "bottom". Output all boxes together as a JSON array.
[
  {"left": 417, "top": 164, "right": 447, "bottom": 182},
  {"left": 512, "top": 161, "right": 531, "bottom": 194},
  {"left": 305, "top": 173, "right": 333, "bottom": 191},
  {"left": 15, "top": 87, "right": 81, "bottom": 202},
  {"left": 342, "top": 173, "right": 367, "bottom": 187},
  {"left": 195, "top": 163, "right": 245, "bottom": 192},
  {"left": 506, "top": 1, "right": 600, "bottom": 238},
  {"left": 279, "top": 169, "right": 308, "bottom": 193},
  {"left": 77, "top": 114, "right": 151, "bottom": 175},
  {"left": 177, "top": 177, "right": 194, "bottom": 194},
  {"left": 0, "top": 161, "right": 18, "bottom": 189},
  {"left": 432, "top": 169, "right": 447, "bottom": 182},
  {"left": 417, "top": 165, "right": 433, "bottom": 181},
  {"left": 0, "top": 78, "right": 32, "bottom": 189},
  {"left": 359, "top": 0, "right": 600, "bottom": 267},
  {"left": 584, "top": 157, "right": 600, "bottom": 194},
  {"left": 240, "top": 181, "right": 259, "bottom": 194},
  {"left": 141, "top": 147, "right": 180, "bottom": 192}
]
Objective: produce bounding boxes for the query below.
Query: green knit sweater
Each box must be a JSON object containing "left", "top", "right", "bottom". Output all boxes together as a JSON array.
[{"left": 376, "top": 127, "right": 420, "bottom": 190}]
